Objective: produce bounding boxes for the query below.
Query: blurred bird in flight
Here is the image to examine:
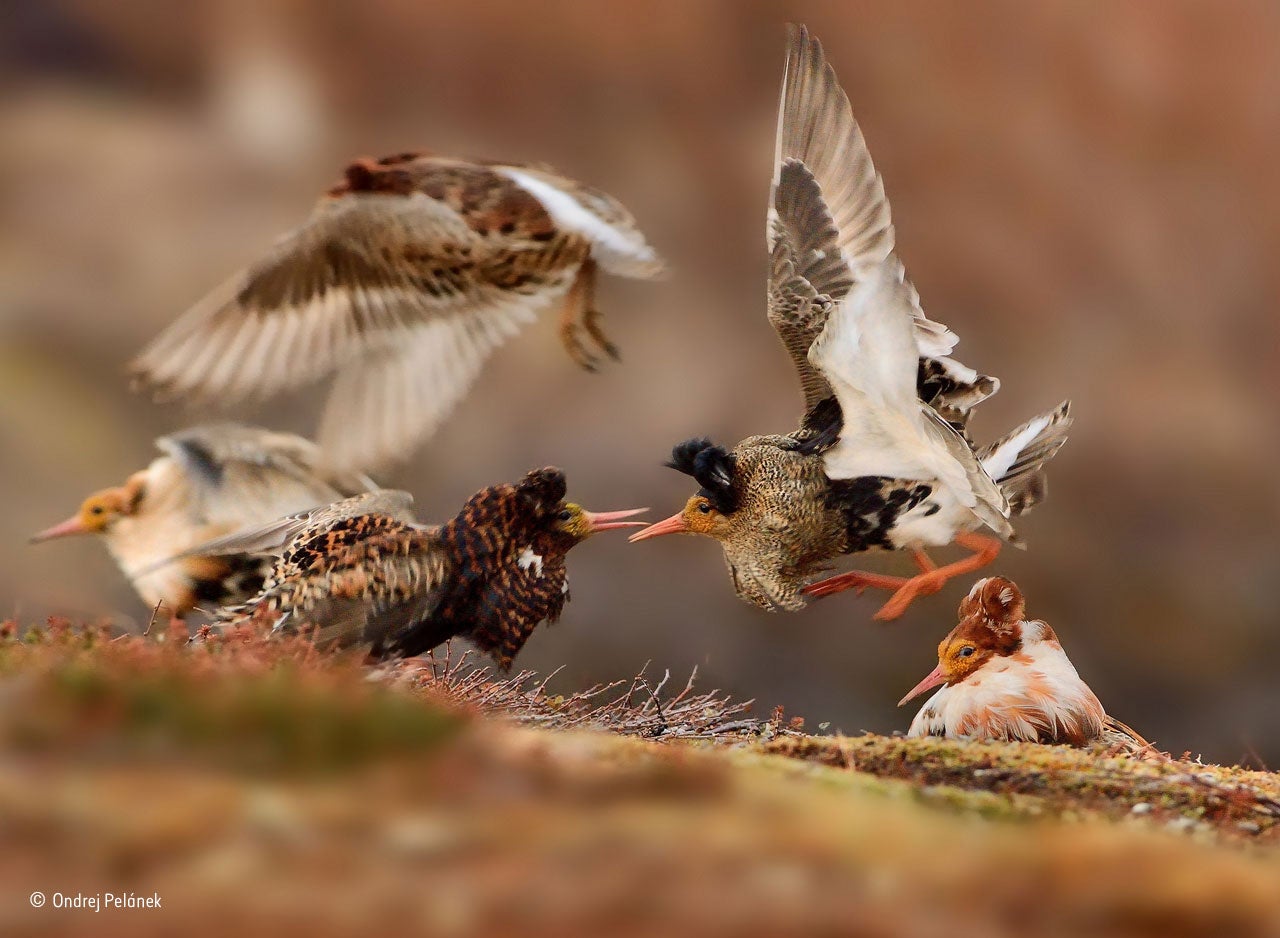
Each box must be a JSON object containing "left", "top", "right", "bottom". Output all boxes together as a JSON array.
[{"left": 131, "top": 153, "right": 663, "bottom": 473}]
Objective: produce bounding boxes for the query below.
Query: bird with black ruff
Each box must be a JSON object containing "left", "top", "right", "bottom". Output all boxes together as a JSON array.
[
  {"left": 130, "top": 152, "right": 663, "bottom": 474},
  {"left": 630, "top": 25, "right": 1072, "bottom": 620},
  {"left": 205, "top": 469, "right": 646, "bottom": 670},
  {"left": 30, "top": 424, "right": 374, "bottom": 623}
]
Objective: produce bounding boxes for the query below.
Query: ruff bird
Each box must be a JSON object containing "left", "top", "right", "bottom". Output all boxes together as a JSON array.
[
  {"left": 30, "top": 425, "right": 374, "bottom": 619},
  {"left": 630, "top": 26, "right": 1071, "bottom": 620},
  {"left": 130, "top": 153, "right": 664, "bottom": 472},
  {"left": 210, "top": 469, "right": 645, "bottom": 670},
  {"left": 900, "top": 577, "right": 1147, "bottom": 751}
]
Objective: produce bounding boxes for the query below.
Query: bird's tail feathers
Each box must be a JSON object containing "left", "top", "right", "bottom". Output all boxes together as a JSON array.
[{"left": 979, "top": 401, "right": 1072, "bottom": 516}]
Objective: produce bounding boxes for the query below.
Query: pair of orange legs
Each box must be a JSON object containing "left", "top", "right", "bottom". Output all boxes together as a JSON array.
[{"left": 802, "top": 532, "right": 1002, "bottom": 621}]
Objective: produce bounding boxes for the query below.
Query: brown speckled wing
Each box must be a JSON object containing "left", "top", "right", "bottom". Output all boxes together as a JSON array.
[
  {"left": 772, "top": 26, "right": 997, "bottom": 425},
  {"left": 132, "top": 158, "right": 594, "bottom": 471},
  {"left": 768, "top": 159, "right": 850, "bottom": 411},
  {"left": 234, "top": 519, "right": 453, "bottom": 651}
]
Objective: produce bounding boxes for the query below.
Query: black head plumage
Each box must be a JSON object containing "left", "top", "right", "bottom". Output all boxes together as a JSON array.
[
  {"left": 667, "top": 438, "right": 739, "bottom": 514},
  {"left": 516, "top": 467, "right": 568, "bottom": 516}
]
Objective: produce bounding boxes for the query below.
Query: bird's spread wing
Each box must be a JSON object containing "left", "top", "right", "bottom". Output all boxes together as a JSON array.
[
  {"left": 131, "top": 185, "right": 582, "bottom": 469},
  {"left": 493, "top": 164, "right": 665, "bottom": 279},
  {"left": 768, "top": 25, "right": 995, "bottom": 423},
  {"left": 315, "top": 298, "right": 549, "bottom": 473},
  {"left": 132, "top": 194, "right": 486, "bottom": 402},
  {"left": 156, "top": 424, "right": 377, "bottom": 527},
  {"left": 769, "top": 25, "right": 1011, "bottom": 532},
  {"left": 809, "top": 262, "right": 1012, "bottom": 534},
  {"left": 768, "top": 160, "right": 849, "bottom": 410}
]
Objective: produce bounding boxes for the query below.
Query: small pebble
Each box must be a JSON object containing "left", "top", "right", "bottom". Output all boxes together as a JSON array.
[{"left": 1130, "top": 803, "right": 1152, "bottom": 815}]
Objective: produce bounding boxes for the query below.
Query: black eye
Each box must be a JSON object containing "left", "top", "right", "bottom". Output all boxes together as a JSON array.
[
  {"left": 959, "top": 646, "right": 975, "bottom": 658},
  {"left": 697, "top": 502, "right": 712, "bottom": 514},
  {"left": 90, "top": 506, "right": 104, "bottom": 515},
  {"left": 557, "top": 509, "right": 571, "bottom": 521}
]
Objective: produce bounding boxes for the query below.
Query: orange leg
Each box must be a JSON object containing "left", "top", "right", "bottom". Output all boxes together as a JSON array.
[
  {"left": 558, "top": 261, "right": 613, "bottom": 369},
  {"left": 803, "top": 533, "right": 1002, "bottom": 621}
]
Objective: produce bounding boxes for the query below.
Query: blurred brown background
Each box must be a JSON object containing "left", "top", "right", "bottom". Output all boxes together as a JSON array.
[{"left": 2, "top": 1, "right": 1277, "bottom": 763}]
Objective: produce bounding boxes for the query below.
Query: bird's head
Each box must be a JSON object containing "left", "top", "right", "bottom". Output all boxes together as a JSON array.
[
  {"left": 30, "top": 483, "right": 143, "bottom": 543},
  {"left": 551, "top": 502, "right": 648, "bottom": 545},
  {"left": 898, "top": 577, "right": 1028, "bottom": 706},
  {"left": 629, "top": 439, "right": 738, "bottom": 545}
]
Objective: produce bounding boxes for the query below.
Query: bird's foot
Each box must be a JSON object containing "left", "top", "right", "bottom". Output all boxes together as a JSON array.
[
  {"left": 559, "top": 318, "right": 600, "bottom": 372},
  {"left": 871, "top": 572, "right": 950, "bottom": 621},
  {"left": 803, "top": 570, "right": 912, "bottom": 599},
  {"left": 583, "top": 306, "right": 621, "bottom": 362}
]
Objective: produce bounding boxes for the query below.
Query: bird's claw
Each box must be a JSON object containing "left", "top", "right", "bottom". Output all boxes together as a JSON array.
[
  {"left": 560, "top": 321, "right": 601, "bottom": 372},
  {"left": 583, "top": 307, "right": 621, "bottom": 363}
]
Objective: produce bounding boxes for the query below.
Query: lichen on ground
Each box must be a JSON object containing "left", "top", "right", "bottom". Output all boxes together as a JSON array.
[{"left": 2, "top": 619, "right": 1279, "bottom": 937}]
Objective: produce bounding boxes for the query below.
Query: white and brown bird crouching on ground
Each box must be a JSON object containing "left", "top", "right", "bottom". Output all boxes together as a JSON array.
[
  {"left": 900, "top": 577, "right": 1150, "bottom": 752},
  {"left": 208, "top": 469, "right": 646, "bottom": 671},
  {"left": 630, "top": 26, "right": 1072, "bottom": 620},
  {"left": 30, "top": 425, "right": 375, "bottom": 622},
  {"left": 130, "top": 153, "right": 664, "bottom": 473}
]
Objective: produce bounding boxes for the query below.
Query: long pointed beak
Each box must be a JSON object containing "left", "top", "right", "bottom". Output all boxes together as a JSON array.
[
  {"left": 628, "top": 511, "right": 688, "bottom": 542},
  {"left": 584, "top": 507, "right": 649, "bottom": 533},
  {"left": 898, "top": 663, "right": 947, "bottom": 707},
  {"left": 30, "top": 515, "right": 90, "bottom": 544}
]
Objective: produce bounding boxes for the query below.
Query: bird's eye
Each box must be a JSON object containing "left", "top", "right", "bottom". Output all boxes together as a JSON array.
[
  {"left": 89, "top": 506, "right": 104, "bottom": 516},
  {"left": 959, "top": 646, "right": 975, "bottom": 658},
  {"left": 557, "top": 509, "right": 571, "bottom": 521},
  {"left": 697, "top": 502, "right": 712, "bottom": 514}
]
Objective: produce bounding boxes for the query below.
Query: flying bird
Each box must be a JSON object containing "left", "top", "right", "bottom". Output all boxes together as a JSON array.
[
  {"left": 130, "top": 153, "right": 664, "bottom": 472},
  {"left": 211, "top": 468, "right": 645, "bottom": 670},
  {"left": 899, "top": 577, "right": 1147, "bottom": 751},
  {"left": 30, "top": 425, "right": 375, "bottom": 620},
  {"left": 630, "top": 25, "right": 1071, "bottom": 620}
]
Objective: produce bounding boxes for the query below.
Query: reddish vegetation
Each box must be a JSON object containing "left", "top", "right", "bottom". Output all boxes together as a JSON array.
[{"left": 1, "top": 619, "right": 1280, "bottom": 936}]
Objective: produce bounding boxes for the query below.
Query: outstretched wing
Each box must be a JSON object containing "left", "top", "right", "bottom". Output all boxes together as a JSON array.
[
  {"left": 810, "top": 261, "right": 1012, "bottom": 537},
  {"left": 155, "top": 424, "right": 376, "bottom": 529},
  {"left": 131, "top": 169, "right": 587, "bottom": 471},
  {"left": 768, "top": 25, "right": 995, "bottom": 423}
]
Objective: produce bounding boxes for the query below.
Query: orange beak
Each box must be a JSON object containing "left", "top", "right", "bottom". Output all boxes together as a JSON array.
[
  {"left": 584, "top": 508, "right": 649, "bottom": 533},
  {"left": 898, "top": 663, "right": 947, "bottom": 707},
  {"left": 628, "top": 511, "right": 688, "bottom": 542},
  {"left": 30, "top": 515, "right": 90, "bottom": 543}
]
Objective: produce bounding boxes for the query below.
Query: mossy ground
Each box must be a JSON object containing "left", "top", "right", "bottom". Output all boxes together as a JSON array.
[{"left": 2, "top": 619, "right": 1279, "bottom": 937}]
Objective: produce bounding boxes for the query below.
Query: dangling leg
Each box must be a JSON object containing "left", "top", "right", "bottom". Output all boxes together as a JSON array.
[
  {"left": 803, "top": 548, "right": 939, "bottom": 598},
  {"left": 579, "top": 260, "right": 620, "bottom": 362},
  {"left": 802, "top": 533, "right": 1002, "bottom": 620},
  {"left": 873, "top": 533, "right": 1002, "bottom": 620},
  {"left": 558, "top": 262, "right": 599, "bottom": 371}
]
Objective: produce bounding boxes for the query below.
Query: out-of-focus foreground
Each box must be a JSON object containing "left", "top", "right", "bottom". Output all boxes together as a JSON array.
[
  {"left": 2, "top": 623, "right": 1279, "bottom": 937},
  {"left": 2, "top": 2, "right": 1278, "bottom": 766}
]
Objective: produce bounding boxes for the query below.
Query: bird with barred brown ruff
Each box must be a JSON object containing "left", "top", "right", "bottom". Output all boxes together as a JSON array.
[
  {"left": 130, "top": 153, "right": 663, "bottom": 473},
  {"left": 900, "top": 577, "right": 1150, "bottom": 753},
  {"left": 630, "top": 26, "right": 1071, "bottom": 620},
  {"left": 208, "top": 469, "right": 645, "bottom": 670},
  {"left": 30, "top": 424, "right": 375, "bottom": 622}
]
